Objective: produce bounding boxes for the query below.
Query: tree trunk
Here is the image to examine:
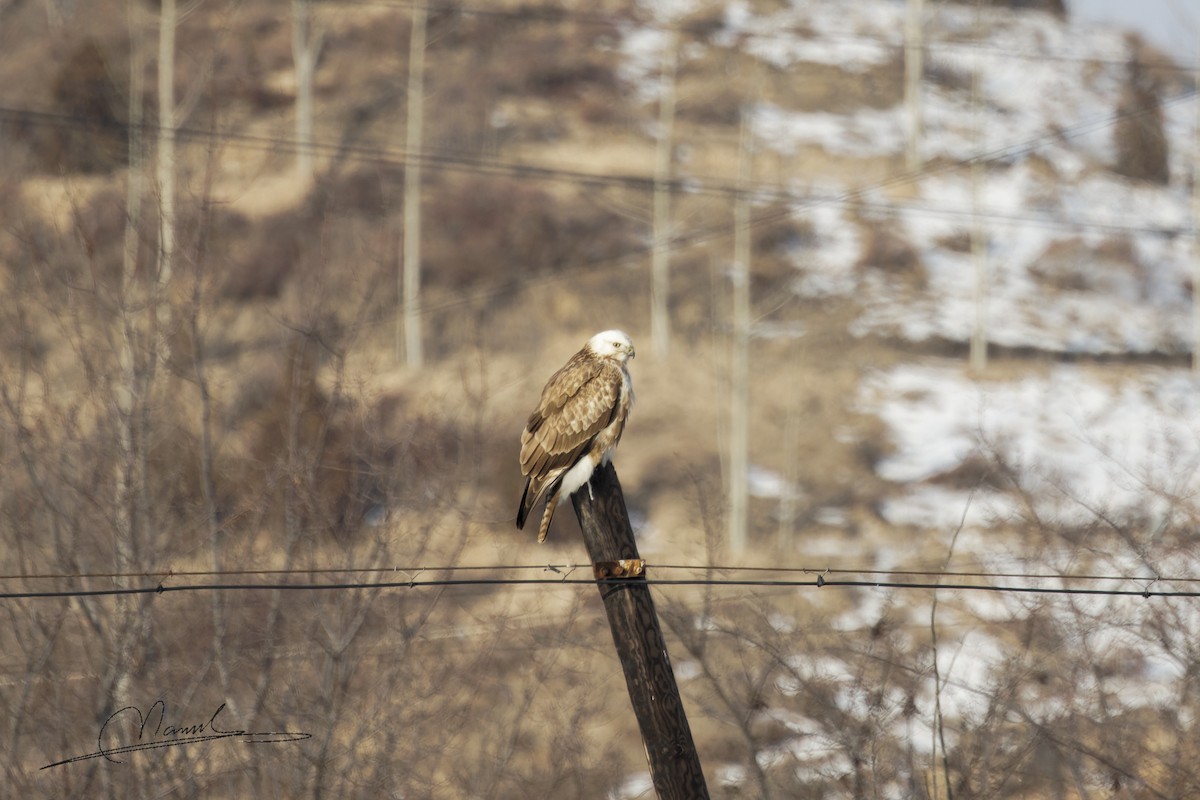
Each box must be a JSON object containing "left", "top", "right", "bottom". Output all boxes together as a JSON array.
[
  {"left": 401, "top": 5, "right": 427, "bottom": 367},
  {"left": 292, "top": 0, "right": 320, "bottom": 181},
  {"left": 904, "top": 0, "right": 925, "bottom": 172},
  {"left": 729, "top": 104, "right": 753, "bottom": 555},
  {"left": 650, "top": 30, "right": 677, "bottom": 361},
  {"left": 1192, "top": 46, "right": 1200, "bottom": 372},
  {"left": 156, "top": 0, "right": 176, "bottom": 308},
  {"left": 969, "top": 13, "right": 988, "bottom": 373}
]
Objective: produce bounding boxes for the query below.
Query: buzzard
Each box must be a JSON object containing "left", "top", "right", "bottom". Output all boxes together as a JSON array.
[{"left": 517, "top": 330, "right": 636, "bottom": 542}]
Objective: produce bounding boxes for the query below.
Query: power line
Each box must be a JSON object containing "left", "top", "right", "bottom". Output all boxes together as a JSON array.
[
  {"left": 7, "top": 94, "right": 1184, "bottom": 345},
  {"left": 651, "top": 563, "right": 1200, "bottom": 584},
  {"left": 2, "top": 82, "right": 1193, "bottom": 238},
  {"left": 5, "top": 562, "right": 1196, "bottom": 584},
  {"left": 0, "top": 0, "right": 1191, "bottom": 263},
  {"left": 1, "top": 22, "right": 1194, "bottom": 340},
  {"left": 0, "top": 563, "right": 561, "bottom": 582},
  {"left": 2, "top": 574, "right": 1198, "bottom": 602},
  {"left": 1, "top": 79, "right": 1192, "bottom": 345},
  {"left": 14, "top": 91, "right": 1193, "bottom": 342}
]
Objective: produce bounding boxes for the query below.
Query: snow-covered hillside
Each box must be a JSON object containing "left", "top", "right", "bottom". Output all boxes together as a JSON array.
[
  {"left": 625, "top": 0, "right": 1200, "bottom": 527},
  {"left": 861, "top": 363, "right": 1200, "bottom": 536},
  {"left": 628, "top": 0, "right": 1197, "bottom": 354}
]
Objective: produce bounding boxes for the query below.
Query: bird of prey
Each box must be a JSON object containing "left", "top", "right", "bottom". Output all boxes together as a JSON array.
[{"left": 517, "top": 330, "right": 636, "bottom": 542}]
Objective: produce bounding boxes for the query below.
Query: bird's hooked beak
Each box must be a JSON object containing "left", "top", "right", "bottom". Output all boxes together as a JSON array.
[{"left": 628, "top": 345, "right": 636, "bottom": 359}]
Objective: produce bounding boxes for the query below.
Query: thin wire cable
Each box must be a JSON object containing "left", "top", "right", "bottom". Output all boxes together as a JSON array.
[
  {"left": 4, "top": 562, "right": 1197, "bottom": 583},
  {"left": 9, "top": 91, "right": 1194, "bottom": 342},
  {"left": 1, "top": 83, "right": 1193, "bottom": 235},
  {"left": 1, "top": 81, "right": 1193, "bottom": 349},
  {"left": 650, "top": 563, "right": 1200, "bottom": 583},
  {"left": 0, "top": 575, "right": 1195, "bottom": 599},
  {"left": 0, "top": 563, "right": 569, "bottom": 581},
  {"left": 2, "top": 575, "right": 1199, "bottom": 602}
]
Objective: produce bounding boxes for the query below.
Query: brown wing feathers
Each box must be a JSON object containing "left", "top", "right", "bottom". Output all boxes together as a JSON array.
[{"left": 516, "top": 352, "right": 617, "bottom": 532}]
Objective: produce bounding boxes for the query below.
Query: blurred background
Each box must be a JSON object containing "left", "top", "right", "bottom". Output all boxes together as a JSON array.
[{"left": 2, "top": 0, "right": 1199, "bottom": 796}]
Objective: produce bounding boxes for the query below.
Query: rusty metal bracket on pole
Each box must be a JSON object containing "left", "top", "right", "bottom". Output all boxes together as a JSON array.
[{"left": 593, "top": 559, "right": 646, "bottom": 580}]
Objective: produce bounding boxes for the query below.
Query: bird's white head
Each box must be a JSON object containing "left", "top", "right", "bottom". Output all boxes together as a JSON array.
[{"left": 587, "top": 330, "right": 636, "bottom": 363}]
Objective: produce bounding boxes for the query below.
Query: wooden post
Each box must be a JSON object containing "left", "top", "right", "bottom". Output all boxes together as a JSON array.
[{"left": 571, "top": 462, "right": 710, "bottom": 799}]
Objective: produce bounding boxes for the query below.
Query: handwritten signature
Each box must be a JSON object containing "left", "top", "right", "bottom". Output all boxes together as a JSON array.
[{"left": 42, "top": 700, "right": 311, "bottom": 770}]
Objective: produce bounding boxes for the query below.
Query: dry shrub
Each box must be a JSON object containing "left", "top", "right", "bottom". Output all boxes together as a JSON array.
[
  {"left": 232, "top": 337, "right": 390, "bottom": 541},
  {"left": 220, "top": 168, "right": 399, "bottom": 301},
  {"left": 748, "top": 206, "right": 814, "bottom": 288},
  {"left": 206, "top": 10, "right": 295, "bottom": 112},
  {"left": 1113, "top": 45, "right": 1169, "bottom": 184},
  {"left": 938, "top": 0, "right": 1065, "bottom": 13},
  {"left": 223, "top": 209, "right": 311, "bottom": 300},
  {"left": 766, "top": 52, "right": 904, "bottom": 113},
  {"left": 740, "top": 0, "right": 794, "bottom": 13},
  {"left": 677, "top": 4, "right": 728, "bottom": 39},
  {"left": 422, "top": 175, "right": 639, "bottom": 293},
  {"left": 70, "top": 186, "right": 129, "bottom": 264},
  {"left": 925, "top": 57, "right": 972, "bottom": 93},
  {"left": 20, "top": 39, "right": 128, "bottom": 173},
  {"left": 220, "top": 330, "right": 491, "bottom": 543},
  {"left": 856, "top": 225, "right": 926, "bottom": 288},
  {"left": 371, "top": 390, "right": 474, "bottom": 514},
  {"left": 925, "top": 452, "right": 1006, "bottom": 491},
  {"left": 478, "top": 20, "right": 621, "bottom": 99},
  {"left": 753, "top": 207, "right": 815, "bottom": 254},
  {"left": 576, "top": 92, "right": 634, "bottom": 128},
  {"left": 316, "top": 166, "right": 400, "bottom": 219},
  {"left": 678, "top": 82, "right": 744, "bottom": 126},
  {"left": 142, "top": 394, "right": 226, "bottom": 538},
  {"left": 1028, "top": 235, "right": 1148, "bottom": 297},
  {"left": 935, "top": 230, "right": 974, "bottom": 253},
  {"left": 852, "top": 412, "right": 894, "bottom": 473},
  {"left": 1, "top": 188, "right": 130, "bottom": 304}
]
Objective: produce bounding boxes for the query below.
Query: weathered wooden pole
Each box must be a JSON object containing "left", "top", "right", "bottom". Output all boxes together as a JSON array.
[{"left": 571, "top": 461, "right": 710, "bottom": 799}]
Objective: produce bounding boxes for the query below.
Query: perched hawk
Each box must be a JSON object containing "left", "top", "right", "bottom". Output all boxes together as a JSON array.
[{"left": 517, "top": 330, "right": 636, "bottom": 542}]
